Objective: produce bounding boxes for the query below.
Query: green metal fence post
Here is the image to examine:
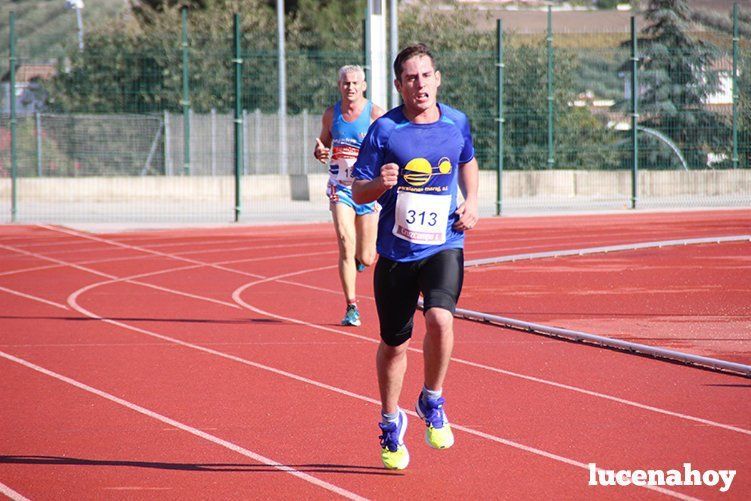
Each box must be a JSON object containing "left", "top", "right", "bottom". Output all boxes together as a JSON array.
[
  {"left": 181, "top": 6, "right": 191, "bottom": 176},
  {"left": 732, "top": 2, "right": 739, "bottom": 169},
  {"left": 546, "top": 6, "right": 554, "bottom": 170},
  {"left": 234, "top": 13, "right": 243, "bottom": 222},
  {"left": 630, "top": 16, "right": 639, "bottom": 209},
  {"left": 35, "top": 112, "right": 43, "bottom": 177},
  {"left": 496, "top": 19, "right": 504, "bottom": 216},
  {"left": 9, "top": 12, "right": 17, "bottom": 222}
]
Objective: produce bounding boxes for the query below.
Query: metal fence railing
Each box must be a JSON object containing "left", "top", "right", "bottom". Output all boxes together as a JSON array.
[{"left": 1, "top": 6, "right": 749, "bottom": 223}]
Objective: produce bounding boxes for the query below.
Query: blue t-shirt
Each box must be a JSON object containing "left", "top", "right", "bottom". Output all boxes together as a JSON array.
[{"left": 353, "top": 103, "right": 475, "bottom": 262}]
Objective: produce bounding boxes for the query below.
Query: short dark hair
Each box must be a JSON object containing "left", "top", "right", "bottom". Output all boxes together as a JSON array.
[{"left": 393, "top": 43, "right": 436, "bottom": 82}]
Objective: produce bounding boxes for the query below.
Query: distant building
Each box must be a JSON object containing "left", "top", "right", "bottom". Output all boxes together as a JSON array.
[{"left": 1, "top": 63, "right": 56, "bottom": 115}]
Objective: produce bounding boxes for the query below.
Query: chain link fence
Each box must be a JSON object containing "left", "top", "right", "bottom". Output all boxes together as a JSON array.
[{"left": 1, "top": 7, "right": 749, "bottom": 223}]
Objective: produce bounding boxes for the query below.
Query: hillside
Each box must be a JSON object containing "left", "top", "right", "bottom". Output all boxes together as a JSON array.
[{"left": 1, "top": 0, "right": 130, "bottom": 63}]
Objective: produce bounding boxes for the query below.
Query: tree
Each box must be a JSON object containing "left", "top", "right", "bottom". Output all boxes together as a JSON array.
[
  {"left": 739, "top": 53, "right": 751, "bottom": 168},
  {"left": 400, "top": 1, "right": 619, "bottom": 170},
  {"left": 43, "top": 0, "right": 626, "bottom": 171},
  {"left": 47, "top": 0, "right": 281, "bottom": 114},
  {"left": 287, "top": 0, "right": 365, "bottom": 51},
  {"left": 595, "top": 0, "right": 620, "bottom": 10},
  {"left": 629, "top": 0, "right": 728, "bottom": 169},
  {"left": 130, "top": 0, "right": 214, "bottom": 25}
]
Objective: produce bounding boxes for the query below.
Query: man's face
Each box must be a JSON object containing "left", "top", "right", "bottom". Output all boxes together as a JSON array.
[
  {"left": 338, "top": 71, "right": 366, "bottom": 102},
  {"left": 395, "top": 55, "right": 441, "bottom": 114}
]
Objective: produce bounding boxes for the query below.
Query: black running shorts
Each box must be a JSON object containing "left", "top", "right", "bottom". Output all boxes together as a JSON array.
[{"left": 373, "top": 248, "right": 464, "bottom": 347}]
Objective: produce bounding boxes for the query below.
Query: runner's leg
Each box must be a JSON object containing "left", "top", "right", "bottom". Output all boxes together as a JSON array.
[
  {"left": 355, "top": 210, "right": 378, "bottom": 268},
  {"left": 331, "top": 202, "right": 357, "bottom": 303},
  {"left": 374, "top": 257, "right": 420, "bottom": 413},
  {"left": 418, "top": 249, "right": 464, "bottom": 391},
  {"left": 377, "top": 340, "right": 411, "bottom": 414},
  {"left": 422, "top": 308, "right": 454, "bottom": 391}
]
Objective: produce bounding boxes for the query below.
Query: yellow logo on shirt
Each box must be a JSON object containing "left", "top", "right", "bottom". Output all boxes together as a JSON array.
[{"left": 403, "top": 157, "right": 452, "bottom": 187}]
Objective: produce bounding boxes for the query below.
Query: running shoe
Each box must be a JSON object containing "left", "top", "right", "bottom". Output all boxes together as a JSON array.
[
  {"left": 341, "top": 304, "right": 361, "bottom": 326},
  {"left": 379, "top": 409, "right": 409, "bottom": 470},
  {"left": 416, "top": 393, "right": 455, "bottom": 449},
  {"left": 355, "top": 259, "right": 366, "bottom": 272}
]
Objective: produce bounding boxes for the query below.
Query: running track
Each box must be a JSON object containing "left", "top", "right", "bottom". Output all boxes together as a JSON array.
[{"left": 1, "top": 209, "right": 749, "bottom": 499}]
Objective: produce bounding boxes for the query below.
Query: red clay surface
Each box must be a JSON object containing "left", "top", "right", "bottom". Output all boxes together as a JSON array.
[{"left": 1, "top": 209, "right": 749, "bottom": 499}]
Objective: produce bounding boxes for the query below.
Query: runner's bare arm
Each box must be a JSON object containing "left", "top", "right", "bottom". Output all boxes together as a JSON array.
[
  {"left": 352, "top": 163, "right": 399, "bottom": 204},
  {"left": 371, "top": 104, "right": 386, "bottom": 122},
  {"left": 453, "top": 158, "right": 479, "bottom": 231},
  {"left": 314, "top": 107, "right": 333, "bottom": 163}
]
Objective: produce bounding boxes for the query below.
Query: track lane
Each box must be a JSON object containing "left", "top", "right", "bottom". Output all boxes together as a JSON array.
[
  {"left": 0, "top": 285, "right": 698, "bottom": 499},
  {"left": 2, "top": 212, "right": 750, "bottom": 498},
  {"left": 460, "top": 242, "right": 751, "bottom": 364},
  {"left": 8, "top": 222, "right": 748, "bottom": 430},
  {"left": 0, "top": 349, "right": 366, "bottom": 500}
]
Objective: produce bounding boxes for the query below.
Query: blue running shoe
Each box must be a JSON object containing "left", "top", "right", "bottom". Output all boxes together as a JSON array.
[
  {"left": 379, "top": 409, "right": 409, "bottom": 470},
  {"left": 416, "top": 393, "right": 454, "bottom": 449},
  {"left": 341, "top": 304, "right": 361, "bottom": 327},
  {"left": 355, "top": 259, "right": 366, "bottom": 273}
]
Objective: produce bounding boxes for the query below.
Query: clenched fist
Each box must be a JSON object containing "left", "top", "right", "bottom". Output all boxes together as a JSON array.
[
  {"left": 380, "top": 163, "right": 399, "bottom": 189},
  {"left": 314, "top": 138, "right": 331, "bottom": 164}
]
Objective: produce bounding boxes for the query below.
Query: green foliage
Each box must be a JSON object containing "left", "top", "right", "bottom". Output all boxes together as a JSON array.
[
  {"left": 502, "top": 43, "right": 620, "bottom": 170},
  {"left": 43, "top": 0, "right": 363, "bottom": 116},
  {"left": 289, "top": 0, "right": 365, "bottom": 51},
  {"left": 739, "top": 53, "right": 751, "bottom": 168},
  {"left": 0, "top": 116, "right": 71, "bottom": 178},
  {"left": 595, "top": 0, "right": 621, "bottom": 10},
  {"left": 0, "top": 0, "right": 126, "bottom": 60},
  {"left": 398, "top": 3, "right": 620, "bottom": 170},
  {"left": 575, "top": 49, "right": 626, "bottom": 101},
  {"left": 46, "top": 30, "right": 166, "bottom": 114},
  {"left": 46, "top": 0, "right": 280, "bottom": 114},
  {"left": 131, "top": 0, "right": 212, "bottom": 22},
  {"left": 399, "top": 3, "right": 496, "bottom": 167},
  {"left": 629, "top": 0, "right": 729, "bottom": 169},
  {"left": 23, "top": 0, "right": 744, "bottom": 176},
  {"left": 691, "top": 7, "right": 751, "bottom": 39}
]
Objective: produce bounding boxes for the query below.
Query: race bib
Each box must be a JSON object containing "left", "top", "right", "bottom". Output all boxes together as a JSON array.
[
  {"left": 335, "top": 158, "right": 356, "bottom": 185},
  {"left": 392, "top": 191, "right": 451, "bottom": 245}
]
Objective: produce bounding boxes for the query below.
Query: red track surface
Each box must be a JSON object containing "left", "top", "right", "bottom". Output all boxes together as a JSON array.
[{"left": 1, "top": 209, "right": 749, "bottom": 499}]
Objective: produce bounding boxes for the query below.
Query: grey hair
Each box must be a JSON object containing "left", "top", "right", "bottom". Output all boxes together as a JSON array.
[{"left": 338, "top": 65, "right": 365, "bottom": 82}]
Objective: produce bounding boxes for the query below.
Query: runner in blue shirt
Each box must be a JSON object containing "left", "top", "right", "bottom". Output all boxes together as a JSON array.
[
  {"left": 352, "top": 44, "right": 479, "bottom": 470},
  {"left": 314, "top": 65, "right": 385, "bottom": 327}
]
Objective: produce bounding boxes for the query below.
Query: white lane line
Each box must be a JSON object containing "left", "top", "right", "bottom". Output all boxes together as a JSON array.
[
  {"left": 36, "top": 226, "right": 336, "bottom": 288},
  {"left": 0, "top": 242, "right": 725, "bottom": 498},
  {"left": 72, "top": 281, "right": 698, "bottom": 499},
  {"left": 17, "top": 239, "right": 333, "bottom": 260},
  {"left": 0, "top": 244, "right": 241, "bottom": 310},
  {"left": 0, "top": 351, "right": 366, "bottom": 501},
  {"left": 0, "top": 246, "right": 334, "bottom": 279},
  {"left": 0, "top": 286, "right": 70, "bottom": 310},
  {"left": 25, "top": 227, "right": 751, "bottom": 435},
  {"left": 465, "top": 235, "right": 751, "bottom": 267},
  {"left": 232, "top": 277, "right": 751, "bottom": 437},
  {"left": 0, "top": 481, "right": 30, "bottom": 501}
]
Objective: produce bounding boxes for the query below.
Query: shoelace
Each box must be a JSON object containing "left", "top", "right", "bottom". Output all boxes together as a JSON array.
[
  {"left": 422, "top": 396, "right": 446, "bottom": 429},
  {"left": 378, "top": 421, "right": 399, "bottom": 452}
]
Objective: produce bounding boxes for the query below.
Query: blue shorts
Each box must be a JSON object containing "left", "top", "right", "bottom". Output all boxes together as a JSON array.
[{"left": 332, "top": 185, "right": 377, "bottom": 216}]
